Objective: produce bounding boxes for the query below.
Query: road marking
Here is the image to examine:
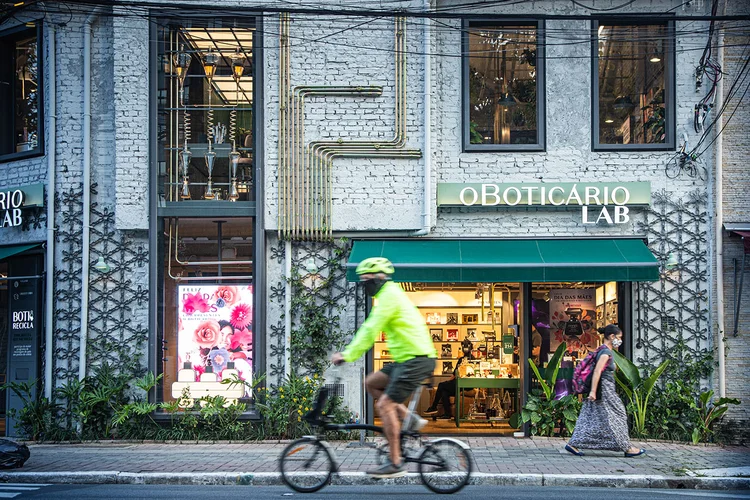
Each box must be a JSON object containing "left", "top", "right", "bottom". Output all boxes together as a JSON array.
[
  {"left": 654, "top": 491, "right": 750, "bottom": 499},
  {"left": 0, "top": 484, "right": 47, "bottom": 498}
]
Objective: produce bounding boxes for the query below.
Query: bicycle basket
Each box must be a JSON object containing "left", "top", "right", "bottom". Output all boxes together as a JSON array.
[{"left": 302, "top": 386, "right": 330, "bottom": 425}]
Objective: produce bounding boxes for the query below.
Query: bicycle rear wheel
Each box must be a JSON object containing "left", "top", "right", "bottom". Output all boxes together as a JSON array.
[
  {"left": 279, "top": 437, "right": 335, "bottom": 493},
  {"left": 418, "top": 438, "right": 473, "bottom": 494}
]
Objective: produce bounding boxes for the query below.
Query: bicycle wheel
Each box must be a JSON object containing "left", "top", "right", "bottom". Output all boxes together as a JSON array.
[
  {"left": 279, "top": 437, "right": 335, "bottom": 493},
  {"left": 665, "top": 154, "right": 683, "bottom": 179},
  {"left": 418, "top": 438, "right": 473, "bottom": 494}
]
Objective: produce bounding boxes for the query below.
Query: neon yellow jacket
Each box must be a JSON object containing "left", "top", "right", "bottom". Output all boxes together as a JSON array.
[{"left": 342, "top": 281, "right": 437, "bottom": 363}]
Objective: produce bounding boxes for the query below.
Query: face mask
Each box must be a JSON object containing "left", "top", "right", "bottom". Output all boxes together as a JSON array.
[
  {"left": 611, "top": 338, "right": 623, "bottom": 349},
  {"left": 363, "top": 278, "right": 387, "bottom": 296}
]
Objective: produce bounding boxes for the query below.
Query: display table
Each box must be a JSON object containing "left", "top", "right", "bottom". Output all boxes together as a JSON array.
[{"left": 455, "top": 377, "right": 520, "bottom": 428}]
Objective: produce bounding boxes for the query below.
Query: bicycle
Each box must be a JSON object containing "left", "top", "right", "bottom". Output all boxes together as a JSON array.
[
  {"left": 665, "top": 135, "right": 707, "bottom": 181},
  {"left": 278, "top": 374, "right": 473, "bottom": 494}
]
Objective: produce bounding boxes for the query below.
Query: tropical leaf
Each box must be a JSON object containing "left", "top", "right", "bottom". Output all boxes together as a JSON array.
[
  {"left": 612, "top": 350, "right": 641, "bottom": 388},
  {"left": 642, "top": 360, "right": 670, "bottom": 394},
  {"left": 545, "top": 342, "right": 567, "bottom": 388}
]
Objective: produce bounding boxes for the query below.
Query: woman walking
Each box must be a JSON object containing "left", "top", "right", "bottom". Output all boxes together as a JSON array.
[{"left": 565, "top": 324, "right": 645, "bottom": 458}]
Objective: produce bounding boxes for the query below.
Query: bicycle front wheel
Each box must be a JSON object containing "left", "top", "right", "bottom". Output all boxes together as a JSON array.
[
  {"left": 279, "top": 437, "right": 335, "bottom": 493},
  {"left": 418, "top": 438, "right": 473, "bottom": 494}
]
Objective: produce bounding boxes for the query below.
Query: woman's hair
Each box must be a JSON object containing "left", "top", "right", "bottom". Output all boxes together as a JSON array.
[
  {"left": 597, "top": 324, "right": 622, "bottom": 339},
  {"left": 218, "top": 320, "right": 233, "bottom": 331}
]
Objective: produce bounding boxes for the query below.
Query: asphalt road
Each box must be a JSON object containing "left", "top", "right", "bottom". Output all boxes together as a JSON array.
[{"left": 6, "top": 484, "right": 750, "bottom": 499}]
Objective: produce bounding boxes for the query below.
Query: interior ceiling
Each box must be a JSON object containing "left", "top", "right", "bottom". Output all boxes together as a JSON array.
[
  {"left": 167, "top": 217, "right": 254, "bottom": 240},
  {"left": 180, "top": 27, "right": 254, "bottom": 105},
  {"left": 469, "top": 25, "right": 536, "bottom": 99}
]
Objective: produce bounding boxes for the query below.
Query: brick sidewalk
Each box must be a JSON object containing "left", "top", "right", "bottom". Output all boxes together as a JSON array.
[{"left": 15, "top": 437, "right": 750, "bottom": 477}]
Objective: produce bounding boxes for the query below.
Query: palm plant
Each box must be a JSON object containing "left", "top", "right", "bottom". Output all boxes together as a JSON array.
[{"left": 612, "top": 350, "right": 669, "bottom": 437}]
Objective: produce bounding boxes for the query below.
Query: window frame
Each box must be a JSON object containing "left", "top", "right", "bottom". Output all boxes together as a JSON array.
[
  {"left": 149, "top": 14, "right": 265, "bottom": 419},
  {"left": 0, "top": 22, "right": 44, "bottom": 163},
  {"left": 462, "top": 18, "right": 546, "bottom": 153},
  {"left": 591, "top": 19, "right": 675, "bottom": 151}
]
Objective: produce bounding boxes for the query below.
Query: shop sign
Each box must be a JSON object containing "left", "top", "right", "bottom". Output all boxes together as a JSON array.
[
  {"left": 7, "top": 276, "right": 42, "bottom": 433},
  {"left": 502, "top": 334, "right": 515, "bottom": 355},
  {"left": 437, "top": 182, "right": 651, "bottom": 224},
  {"left": 0, "top": 184, "right": 44, "bottom": 229}
]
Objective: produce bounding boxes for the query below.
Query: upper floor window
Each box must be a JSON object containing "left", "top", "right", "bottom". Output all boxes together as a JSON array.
[
  {"left": 593, "top": 21, "right": 675, "bottom": 150},
  {"left": 157, "top": 24, "right": 255, "bottom": 203},
  {"left": 0, "top": 24, "right": 43, "bottom": 161},
  {"left": 463, "top": 20, "right": 545, "bottom": 152}
]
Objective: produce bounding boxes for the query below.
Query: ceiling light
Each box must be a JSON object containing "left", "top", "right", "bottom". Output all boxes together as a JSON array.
[
  {"left": 604, "top": 118, "right": 614, "bottom": 124},
  {"left": 649, "top": 54, "right": 661, "bottom": 63}
]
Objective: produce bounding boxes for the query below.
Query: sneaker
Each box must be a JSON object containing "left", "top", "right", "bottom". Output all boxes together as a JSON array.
[
  {"left": 423, "top": 408, "right": 438, "bottom": 416},
  {"left": 367, "top": 461, "right": 407, "bottom": 478},
  {"left": 407, "top": 415, "right": 428, "bottom": 432},
  {"left": 437, "top": 414, "right": 453, "bottom": 420}
]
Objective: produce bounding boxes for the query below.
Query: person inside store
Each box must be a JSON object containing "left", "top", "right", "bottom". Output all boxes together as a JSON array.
[
  {"left": 565, "top": 324, "right": 645, "bottom": 458},
  {"left": 530, "top": 325, "right": 543, "bottom": 366},
  {"left": 331, "top": 257, "right": 437, "bottom": 479},
  {"left": 424, "top": 338, "right": 475, "bottom": 420}
]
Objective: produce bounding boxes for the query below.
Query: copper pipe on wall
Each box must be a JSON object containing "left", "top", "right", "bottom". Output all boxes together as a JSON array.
[{"left": 279, "top": 17, "right": 420, "bottom": 240}]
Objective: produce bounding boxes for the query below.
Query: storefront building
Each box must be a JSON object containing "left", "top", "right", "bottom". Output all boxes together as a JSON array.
[{"left": 0, "top": 0, "right": 747, "bottom": 438}]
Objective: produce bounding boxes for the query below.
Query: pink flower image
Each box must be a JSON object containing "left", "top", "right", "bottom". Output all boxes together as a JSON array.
[
  {"left": 215, "top": 286, "right": 240, "bottom": 307},
  {"left": 230, "top": 303, "right": 252, "bottom": 330},
  {"left": 183, "top": 292, "right": 210, "bottom": 315},
  {"left": 194, "top": 320, "right": 221, "bottom": 348},
  {"left": 228, "top": 328, "right": 253, "bottom": 351}
]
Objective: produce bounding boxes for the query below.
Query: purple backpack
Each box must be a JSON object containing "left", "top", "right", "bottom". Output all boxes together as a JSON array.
[{"left": 572, "top": 346, "right": 606, "bottom": 395}]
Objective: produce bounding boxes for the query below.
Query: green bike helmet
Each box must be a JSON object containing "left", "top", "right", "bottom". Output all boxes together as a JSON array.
[{"left": 355, "top": 257, "right": 395, "bottom": 276}]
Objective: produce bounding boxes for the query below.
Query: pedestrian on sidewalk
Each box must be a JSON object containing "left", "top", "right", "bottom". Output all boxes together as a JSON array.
[{"left": 565, "top": 324, "right": 645, "bottom": 458}]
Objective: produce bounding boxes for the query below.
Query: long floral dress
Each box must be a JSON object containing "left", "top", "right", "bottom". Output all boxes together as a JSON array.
[{"left": 568, "top": 347, "right": 632, "bottom": 452}]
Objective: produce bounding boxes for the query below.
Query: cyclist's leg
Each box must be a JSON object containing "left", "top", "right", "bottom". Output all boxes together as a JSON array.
[
  {"left": 376, "top": 393, "right": 403, "bottom": 466},
  {"left": 366, "top": 370, "right": 389, "bottom": 399}
]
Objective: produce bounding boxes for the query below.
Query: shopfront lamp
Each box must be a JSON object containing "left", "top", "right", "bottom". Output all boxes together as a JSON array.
[{"left": 94, "top": 256, "right": 110, "bottom": 273}]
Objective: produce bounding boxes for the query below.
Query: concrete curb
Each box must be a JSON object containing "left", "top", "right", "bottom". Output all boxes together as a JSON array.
[{"left": 1, "top": 471, "right": 749, "bottom": 489}]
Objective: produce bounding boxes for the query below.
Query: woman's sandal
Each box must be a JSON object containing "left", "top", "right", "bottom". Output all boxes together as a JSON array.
[
  {"left": 565, "top": 444, "right": 585, "bottom": 456},
  {"left": 624, "top": 448, "right": 646, "bottom": 457}
]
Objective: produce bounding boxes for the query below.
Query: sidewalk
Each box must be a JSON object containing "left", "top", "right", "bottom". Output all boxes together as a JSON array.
[{"left": 1, "top": 437, "right": 748, "bottom": 489}]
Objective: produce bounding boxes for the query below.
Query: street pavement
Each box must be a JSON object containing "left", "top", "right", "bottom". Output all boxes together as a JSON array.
[{"left": 0, "top": 437, "right": 748, "bottom": 490}]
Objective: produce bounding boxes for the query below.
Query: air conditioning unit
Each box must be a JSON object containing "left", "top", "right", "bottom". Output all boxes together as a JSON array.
[{"left": 221, "top": 247, "right": 237, "bottom": 259}]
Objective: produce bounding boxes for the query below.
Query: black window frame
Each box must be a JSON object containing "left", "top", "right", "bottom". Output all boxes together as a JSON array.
[
  {"left": 462, "top": 18, "right": 546, "bottom": 153},
  {"left": 0, "top": 22, "right": 44, "bottom": 163},
  {"left": 591, "top": 18, "right": 675, "bottom": 151},
  {"left": 149, "top": 13, "right": 265, "bottom": 419}
]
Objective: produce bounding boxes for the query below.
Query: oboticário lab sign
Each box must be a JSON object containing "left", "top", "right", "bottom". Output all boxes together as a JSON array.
[
  {"left": 0, "top": 190, "right": 25, "bottom": 228},
  {"left": 0, "top": 184, "right": 44, "bottom": 229},
  {"left": 437, "top": 182, "right": 651, "bottom": 224}
]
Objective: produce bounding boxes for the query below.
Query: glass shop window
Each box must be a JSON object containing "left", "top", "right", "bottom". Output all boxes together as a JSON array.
[
  {"left": 464, "top": 21, "right": 544, "bottom": 151},
  {"left": 530, "top": 282, "right": 619, "bottom": 367},
  {"left": 594, "top": 22, "right": 674, "bottom": 149},
  {"left": 157, "top": 25, "right": 255, "bottom": 202},
  {"left": 0, "top": 25, "right": 42, "bottom": 161},
  {"left": 157, "top": 217, "right": 255, "bottom": 407}
]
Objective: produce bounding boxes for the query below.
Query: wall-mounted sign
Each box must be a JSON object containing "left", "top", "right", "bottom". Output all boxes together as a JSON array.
[
  {"left": 437, "top": 182, "right": 650, "bottom": 224},
  {"left": 0, "top": 184, "right": 44, "bottom": 229}
]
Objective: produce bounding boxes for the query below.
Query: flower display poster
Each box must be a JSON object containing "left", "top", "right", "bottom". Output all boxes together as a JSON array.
[
  {"left": 549, "top": 288, "right": 598, "bottom": 353},
  {"left": 178, "top": 285, "right": 253, "bottom": 396}
]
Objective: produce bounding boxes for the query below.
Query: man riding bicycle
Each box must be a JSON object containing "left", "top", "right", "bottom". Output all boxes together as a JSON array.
[{"left": 331, "top": 257, "right": 436, "bottom": 478}]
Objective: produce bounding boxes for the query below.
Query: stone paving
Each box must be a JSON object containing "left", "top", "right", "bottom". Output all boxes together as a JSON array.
[{"left": 15, "top": 437, "right": 750, "bottom": 477}]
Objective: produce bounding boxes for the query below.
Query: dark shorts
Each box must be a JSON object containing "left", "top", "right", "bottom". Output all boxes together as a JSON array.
[{"left": 379, "top": 356, "right": 436, "bottom": 404}]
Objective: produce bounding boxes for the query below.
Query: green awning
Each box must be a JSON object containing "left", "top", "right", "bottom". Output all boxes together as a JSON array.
[
  {"left": 0, "top": 244, "right": 40, "bottom": 261},
  {"left": 347, "top": 239, "right": 659, "bottom": 282}
]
